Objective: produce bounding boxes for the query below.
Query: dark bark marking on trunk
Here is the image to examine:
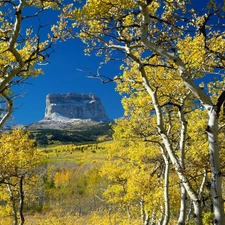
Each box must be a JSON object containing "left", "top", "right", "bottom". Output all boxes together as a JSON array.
[{"left": 216, "top": 91, "right": 225, "bottom": 116}]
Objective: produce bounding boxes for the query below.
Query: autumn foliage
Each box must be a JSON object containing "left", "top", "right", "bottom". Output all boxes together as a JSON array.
[
  {"left": 54, "top": 0, "right": 225, "bottom": 224},
  {"left": 2, "top": 0, "right": 225, "bottom": 225}
]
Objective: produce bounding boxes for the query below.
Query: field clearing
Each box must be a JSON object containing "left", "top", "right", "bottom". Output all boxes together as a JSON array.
[
  {"left": 0, "top": 141, "right": 113, "bottom": 225},
  {"left": 41, "top": 142, "right": 109, "bottom": 164}
]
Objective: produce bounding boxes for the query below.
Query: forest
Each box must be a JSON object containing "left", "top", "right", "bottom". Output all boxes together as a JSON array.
[{"left": 1, "top": 0, "right": 225, "bottom": 224}]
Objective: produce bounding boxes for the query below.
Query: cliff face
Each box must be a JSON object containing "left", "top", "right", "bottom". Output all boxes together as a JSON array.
[{"left": 44, "top": 93, "right": 110, "bottom": 122}]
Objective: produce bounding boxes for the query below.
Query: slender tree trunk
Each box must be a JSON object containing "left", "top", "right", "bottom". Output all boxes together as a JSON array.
[
  {"left": 132, "top": 5, "right": 203, "bottom": 223},
  {"left": 126, "top": 206, "right": 131, "bottom": 220},
  {"left": 144, "top": 213, "right": 150, "bottom": 225},
  {"left": 150, "top": 211, "right": 156, "bottom": 225},
  {"left": 192, "top": 201, "right": 202, "bottom": 225},
  {"left": 140, "top": 198, "right": 145, "bottom": 223},
  {"left": 207, "top": 109, "right": 225, "bottom": 224},
  {"left": 161, "top": 148, "right": 170, "bottom": 225},
  {"left": 186, "top": 203, "right": 193, "bottom": 222},
  {"left": 138, "top": 2, "right": 225, "bottom": 223},
  {"left": 19, "top": 175, "right": 25, "bottom": 225},
  {"left": 178, "top": 105, "right": 188, "bottom": 225},
  {"left": 140, "top": 197, "right": 150, "bottom": 225},
  {"left": 7, "top": 182, "right": 18, "bottom": 225},
  {"left": 178, "top": 187, "right": 187, "bottom": 225},
  {"left": 140, "top": 70, "right": 202, "bottom": 225}
]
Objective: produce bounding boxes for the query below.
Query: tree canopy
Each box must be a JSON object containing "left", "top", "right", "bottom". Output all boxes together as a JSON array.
[
  {"left": 2, "top": 0, "right": 225, "bottom": 224},
  {"left": 54, "top": 0, "right": 225, "bottom": 224},
  {"left": 0, "top": 129, "right": 46, "bottom": 225},
  {"left": 0, "top": 0, "right": 61, "bottom": 127}
]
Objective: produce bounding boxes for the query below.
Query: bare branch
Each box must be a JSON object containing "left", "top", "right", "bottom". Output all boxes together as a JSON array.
[{"left": 0, "top": 92, "right": 13, "bottom": 129}]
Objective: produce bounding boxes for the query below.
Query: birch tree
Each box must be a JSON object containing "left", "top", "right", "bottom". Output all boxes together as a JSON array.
[
  {"left": 57, "top": 0, "right": 225, "bottom": 224},
  {"left": 100, "top": 116, "right": 177, "bottom": 225},
  {"left": 0, "top": 0, "right": 61, "bottom": 127},
  {"left": 0, "top": 129, "right": 45, "bottom": 225},
  {"left": 106, "top": 88, "right": 213, "bottom": 224}
]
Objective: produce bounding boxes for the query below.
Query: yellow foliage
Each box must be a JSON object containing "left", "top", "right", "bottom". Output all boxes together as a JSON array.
[
  {"left": 100, "top": 140, "right": 175, "bottom": 222},
  {"left": 24, "top": 210, "right": 140, "bottom": 225},
  {"left": 30, "top": 0, "right": 225, "bottom": 223},
  {"left": 54, "top": 170, "right": 73, "bottom": 188},
  {"left": 0, "top": 0, "right": 60, "bottom": 127},
  {"left": 0, "top": 129, "right": 45, "bottom": 174}
]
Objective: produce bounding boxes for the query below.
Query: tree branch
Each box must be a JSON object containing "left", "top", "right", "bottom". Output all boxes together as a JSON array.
[{"left": 0, "top": 92, "right": 13, "bottom": 128}]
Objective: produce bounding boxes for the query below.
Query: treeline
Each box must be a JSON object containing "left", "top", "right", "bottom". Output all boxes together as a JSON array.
[
  {"left": 22, "top": 141, "right": 146, "bottom": 225},
  {"left": 29, "top": 123, "right": 112, "bottom": 146},
  {"left": 0, "top": 129, "right": 224, "bottom": 225}
]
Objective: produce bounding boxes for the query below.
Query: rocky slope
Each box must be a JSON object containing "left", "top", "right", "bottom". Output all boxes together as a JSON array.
[
  {"left": 44, "top": 93, "right": 110, "bottom": 122},
  {"left": 26, "top": 93, "right": 112, "bottom": 130}
]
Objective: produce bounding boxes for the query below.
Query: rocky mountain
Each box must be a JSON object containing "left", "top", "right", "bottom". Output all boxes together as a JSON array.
[
  {"left": 44, "top": 93, "right": 110, "bottom": 122},
  {"left": 26, "top": 93, "right": 112, "bottom": 130},
  {"left": 2, "top": 93, "right": 113, "bottom": 144}
]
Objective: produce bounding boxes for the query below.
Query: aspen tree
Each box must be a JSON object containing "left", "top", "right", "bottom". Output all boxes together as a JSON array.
[
  {"left": 57, "top": 0, "right": 225, "bottom": 224},
  {"left": 0, "top": 0, "right": 61, "bottom": 127}
]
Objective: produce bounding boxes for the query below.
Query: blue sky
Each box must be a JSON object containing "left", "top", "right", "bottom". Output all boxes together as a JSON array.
[
  {"left": 9, "top": 0, "right": 224, "bottom": 125},
  {"left": 10, "top": 10, "right": 124, "bottom": 125}
]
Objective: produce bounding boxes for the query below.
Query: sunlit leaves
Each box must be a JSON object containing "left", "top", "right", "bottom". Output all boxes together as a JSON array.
[
  {"left": 0, "top": 129, "right": 46, "bottom": 224},
  {"left": 177, "top": 35, "right": 206, "bottom": 73},
  {"left": 54, "top": 170, "right": 73, "bottom": 188},
  {"left": 0, "top": 0, "right": 59, "bottom": 127},
  {"left": 54, "top": 0, "right": 225, "bottom": 223},
  {"left": 25, "top": 0, "right": 62, "bottom": 9},
  {"left": 0, "top": 129, "right": 45, "bottom": 176}
]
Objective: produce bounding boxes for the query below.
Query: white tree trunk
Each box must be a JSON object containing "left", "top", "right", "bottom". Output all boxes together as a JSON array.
[
  {"left": 138, "top": 4, "right": 225, "bottom": 223},
  {"left": 7, "top": 182, "right": 18, "bottom": 225},
  {"left": 161, "top": 148, "right": 170, "bottom": 225},
  {"left": 140, "top": 71, "right": 202, "bottom": 225},
  {"left": 125, "top": 42, "right": 203, "bottom": 223},
  {"left": 207, "top": 108, "right": 225, "bottom": 224},
  {"left": 140, "top": 197, "right": 151, "bottom": 225},
  {"left": 178, "top": 104, "right": 188, "bottom": 225},
  {"left": 178, "top": 186, "right": 187, "bottom": 225},
  {"left": 108, "top": 3, "right": 225, "bottom": 223}
]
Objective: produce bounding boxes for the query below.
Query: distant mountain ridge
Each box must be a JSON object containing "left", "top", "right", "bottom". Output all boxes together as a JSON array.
[
  {"left": 4, "top": 93, "right": 112, "bottom": 131},
  {"left": 3, "top": 93, "right": 113, "bottom": 144},
  {"left": 25, "top": 92, "right": 112, "bottom": 130},
  {"left": 44, "top": 93, "right": 110, "bottom": 122}
]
